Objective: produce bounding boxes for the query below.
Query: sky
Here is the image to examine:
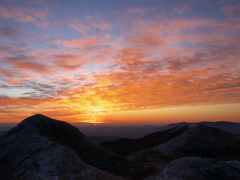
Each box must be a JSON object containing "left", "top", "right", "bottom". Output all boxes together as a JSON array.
[{"left": 0, "top": 0, "right": 240, "bottom": 123}]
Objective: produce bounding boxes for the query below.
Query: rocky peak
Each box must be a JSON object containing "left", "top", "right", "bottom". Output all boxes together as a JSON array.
[
  {"left": 6, "top": 114, "right": 86, "bottom": 145},
  {"left": 0, "top": 115, "right": 136, "bottom": 180}
]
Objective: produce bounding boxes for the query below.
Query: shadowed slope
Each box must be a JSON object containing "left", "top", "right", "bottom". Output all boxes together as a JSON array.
[
  {"left": 143, "top": 157, "right": 240, "bottom": 180},
  {"left": 100, "top": 126, "right": 189, "bottom": 156},
  {"left": 101, "top": 124, "right": 240, "bottom": 162},
  {"left": 128, "top": 124, "right": 240, "bottom": 162},
  {"left": 0, "top": 114, "right": 136, "bottom": 180}
]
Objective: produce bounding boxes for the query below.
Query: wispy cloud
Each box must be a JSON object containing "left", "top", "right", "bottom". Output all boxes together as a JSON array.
[
  {"left": 0, "top": 0, "right": 239, "bottom": 123},
  {"left": 0, "top": 6, "right": 51, "bottom": 27}
]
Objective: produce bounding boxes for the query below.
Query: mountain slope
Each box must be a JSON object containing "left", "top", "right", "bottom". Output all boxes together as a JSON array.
[
  {"left": 128, "top": 124, "right": 240, "bottom": 162},
  {"left": 101, "top": 123, "right": 240, "bottom": 180},
  {"left": 143, "top": 157, "right": 240, "bottom": 180},
  {"left": 100, "top": 126, "right": 189, "bottom": 156},
  {"left": 101, "top": 124, "right": 240, "bottom": 162},
  {"left": 0, "top": 114, "right": 136, "bottom": 180},
  {"left": 200, "top": 121, "right": 240, "bottom": 135},
  {"left": 165, "top": 121, "right": 240, "bottom": 135}
]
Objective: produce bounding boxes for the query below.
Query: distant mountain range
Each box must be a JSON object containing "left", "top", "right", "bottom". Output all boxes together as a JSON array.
[
  {"left": 0, "top": 115, "right": 240, "bottom": 180},
  {"left": 88, "top": 121, "right": 240, "bottom": 143},
  {"left": 1, "top": 121, "right": 240, "bottom": 142},
  {"left": 101, "top": 124, "right": 240, "bottom": 160},
  {"left": 166, "top": 121, "right": 240, "bottom": 136},
  {"left": 101, "top": 123, "right": 240, "bottom": 180}
]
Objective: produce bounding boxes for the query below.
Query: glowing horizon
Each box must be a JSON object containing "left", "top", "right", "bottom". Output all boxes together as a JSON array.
[{"left": 0, "top": 0, "right": 240, "bottom": 123}]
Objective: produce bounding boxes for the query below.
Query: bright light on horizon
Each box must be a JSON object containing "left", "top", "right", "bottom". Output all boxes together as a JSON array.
[{"left": 0, "top": 0, "right": 239, "bottom": 123}]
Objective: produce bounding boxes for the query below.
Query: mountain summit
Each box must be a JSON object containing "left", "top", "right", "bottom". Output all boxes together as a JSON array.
[
  {"left": 1, "top": 114, "right": 240, "bottom": 180},
  {"left": 0, "top": 114, "right": 135, "bottom": 180}
]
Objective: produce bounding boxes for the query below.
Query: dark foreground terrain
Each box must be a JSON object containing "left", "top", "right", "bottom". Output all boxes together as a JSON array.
[{"left": 0, "top": 114, "right": 240, "bottom": 180}]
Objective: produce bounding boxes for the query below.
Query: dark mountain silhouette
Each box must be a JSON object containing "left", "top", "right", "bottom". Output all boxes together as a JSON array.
[
  {"left": 165, "top": 121, "right": 240, "bottom": 135},
  {"left": 1, "top": 121, "right": 239, "bottom": 142},
  {"left": 200, "top": 121, "right": 240, "bottom": 135},
  {"left": 102, "top": 124, "right": 240, "bottom": 161},
  {"left": 101, "top": 124, "right": 240, "bottom": 180},
  {"left": 100, "top": 126, "right": 190, "bottom": 156},
  {"left": 85, "top": 121, "right": 240, "bottom": 142},
  {"left": 89, "top": 136, "right": 121, "bottom": 144},
  {"left": 1, "top": 115, "right": 240, "bottom": 180},
  {"left": 0, "top": 114, "right": 136, "bottom": 180}
]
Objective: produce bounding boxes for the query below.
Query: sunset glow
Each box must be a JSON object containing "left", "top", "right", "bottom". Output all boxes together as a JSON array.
[{"left": 0, "top": 0, "right": 240, "bottom": 123}]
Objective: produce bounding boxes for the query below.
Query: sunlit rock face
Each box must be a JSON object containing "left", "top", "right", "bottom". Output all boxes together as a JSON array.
[{"left": 0, "top": 114, "right": 135, "bottom": 180}]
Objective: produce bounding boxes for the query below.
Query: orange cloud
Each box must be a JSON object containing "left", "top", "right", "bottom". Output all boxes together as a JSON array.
[
  {"left": 60, "top": 37, "right": 104, "bottom": 48},
  {"left": 124, "top": 35, "right": 165, "bottom": 46},
  {"left": 0, "top": 2, "right": 239, "bottom": 123},
  {"left": 64, "top": 18, "right": 110, "bottom": 35},
  {"left": 51, "top": 54, "right": 84, "bottom": 70},
  {"left": 0, "top": 6, "right": 51, "bottom": 24}
]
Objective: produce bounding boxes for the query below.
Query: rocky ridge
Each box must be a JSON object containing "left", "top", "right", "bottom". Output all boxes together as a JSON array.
[
  {"left": 1, "top": 115, "right": 240, "bottom": 180},
  {"left": 0, "top": 114, "right": 136, "bottom": 180},
  {"left": 102, "top": 124, "right": 240, "bottom": 162}
]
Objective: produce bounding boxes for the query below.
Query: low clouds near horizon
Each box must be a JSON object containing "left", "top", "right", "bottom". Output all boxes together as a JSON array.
[{"left": 0, "top": 0, "right": 240, "bottom": 123}]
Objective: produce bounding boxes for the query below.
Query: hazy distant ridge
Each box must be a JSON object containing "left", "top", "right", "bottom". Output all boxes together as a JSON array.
[{"left": 1, "top": 115, "right": 240, "bottom": 180}]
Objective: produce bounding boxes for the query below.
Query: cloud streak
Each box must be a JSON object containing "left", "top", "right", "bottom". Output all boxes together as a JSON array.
[{"left": 0, "top": 0, "right": 239, "bottom": 123}]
